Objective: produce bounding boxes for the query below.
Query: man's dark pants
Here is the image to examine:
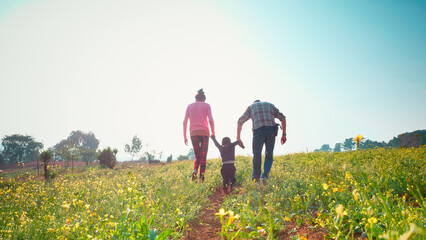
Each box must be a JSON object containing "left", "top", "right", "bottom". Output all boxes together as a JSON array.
[{"left": 252, "top": 126, "right": 276, "bottom": 182}]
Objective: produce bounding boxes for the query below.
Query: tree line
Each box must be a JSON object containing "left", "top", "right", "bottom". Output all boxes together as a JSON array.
[
  {"left": 0, "top": 130, "right": 100, "bottom": 169},
  {"left": 314, "top": 129, "right": 426, "bottom": 152},
  {"left": 123, "top": 135, "right": 195, "bottom": 162},
  {"left": 0, "top": 131, "right": 195, "bottom": 169}
]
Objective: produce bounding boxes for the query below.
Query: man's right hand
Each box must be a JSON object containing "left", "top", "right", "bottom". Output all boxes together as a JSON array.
[
  {"left": 184, "top": 138, "right": 188, "bottom": 146},
  {"left": 281, "top": 135, "right": 287, "bottom": 145}
]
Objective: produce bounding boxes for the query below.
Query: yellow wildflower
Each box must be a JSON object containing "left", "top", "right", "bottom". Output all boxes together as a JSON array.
[
  {"left": 215, "top": 208, "right": 227, "bottom": 216},
  {"left": 353, "top": 134, "right": 363, "bottom": 149},
  {"left": 322, "top": 183, "right": 329, "bottom": 190},
  {"left": 336, "top": 204, "right": 347, "bottom": 218},
  {"left": 352, "top": 189, "right": 360, "bottom": 201},
  {"left": 62, "top": 202, "right": 71, "bottom": 212},
  {"left": 368, "top": 217, "right": 377, "bottom": 225},
  {"left": 227, "top": 211, "right": 240, "bottom": 224}
]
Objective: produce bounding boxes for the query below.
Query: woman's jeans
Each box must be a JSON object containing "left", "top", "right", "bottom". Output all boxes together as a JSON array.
[
  {"left": 191, "top": 135, "right": 209, "bottom": 179},
  {"left": 252, "top": 126, "right": 276, "bottom": 182}
]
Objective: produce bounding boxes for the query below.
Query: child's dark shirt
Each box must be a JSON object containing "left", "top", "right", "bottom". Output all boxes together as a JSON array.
[{"left": 211, "top": 137, "right": 241, "bottom": 165}]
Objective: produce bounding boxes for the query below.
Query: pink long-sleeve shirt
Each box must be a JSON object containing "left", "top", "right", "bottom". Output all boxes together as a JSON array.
[{"left": 183, "top": 101, "right": 215, "bottom": 139}]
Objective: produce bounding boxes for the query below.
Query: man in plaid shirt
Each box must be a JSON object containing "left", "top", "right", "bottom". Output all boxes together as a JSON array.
[{"left": 237, "top": 100, "right": 287, "bottom": 183}]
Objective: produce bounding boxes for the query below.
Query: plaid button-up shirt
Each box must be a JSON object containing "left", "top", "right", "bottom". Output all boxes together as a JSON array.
[{"left": 237, "top": 101, "right": 285, "bottom": 130}]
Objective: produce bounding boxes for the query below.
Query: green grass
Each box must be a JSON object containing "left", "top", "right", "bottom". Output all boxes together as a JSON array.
[
  {"left": 222, "top": 147, "right": 425, "bottom": 239},
  {"left": 0, "top": 147, "right": 425, "bottom": 239}
]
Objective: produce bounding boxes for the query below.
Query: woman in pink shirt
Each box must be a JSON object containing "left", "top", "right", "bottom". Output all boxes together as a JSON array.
[{"left": 183, "top": 89, "right": 215, "bottom": 182}]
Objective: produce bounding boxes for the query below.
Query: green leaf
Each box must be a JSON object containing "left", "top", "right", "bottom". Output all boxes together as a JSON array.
[
  {"left": 149, "top": 228, "right": 158, "bottom": 240},
  {"left": 296, "top": 218, "right": 303, "bottom": 226}
]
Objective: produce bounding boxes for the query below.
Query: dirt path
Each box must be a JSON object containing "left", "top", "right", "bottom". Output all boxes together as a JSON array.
[
  {"left": 183, "top": 187, "right": 332, "bottom": 240},
  {"left": 184, "top": 187, "right": 226, "bottom": 240}
]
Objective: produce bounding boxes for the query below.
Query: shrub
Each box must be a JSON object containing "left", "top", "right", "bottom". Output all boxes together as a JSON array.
[
  {"left": 46, "top": 166, "right": 57, "bottom": 179},
  {"left": 98, "top": 147, "right": 117, "bottom": 169},
  {"left": 39, "top": 150, "right": 53, "bottom": 180},
  {"left": 177, "top": 155, "right": 188, "bottom": 161}
]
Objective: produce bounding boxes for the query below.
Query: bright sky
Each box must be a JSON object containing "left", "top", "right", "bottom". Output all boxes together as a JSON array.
[{"left": 1, "top": 0, "right": 425, "bottom": 161}]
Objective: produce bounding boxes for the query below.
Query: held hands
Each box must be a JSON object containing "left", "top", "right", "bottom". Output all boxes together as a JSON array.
[{"left": 237, "top": 138, "right": 245, "bottom": 149}]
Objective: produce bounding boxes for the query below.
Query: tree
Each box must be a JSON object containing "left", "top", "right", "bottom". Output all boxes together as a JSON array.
[
  {"left": 1, "top": 134, "right": 43, "bottom": 165},
  {"left": 54, "top": 139, "right": 80, "bottom": 172},
  {"left": 388, "top": 137, "right": 400, "bottom": 148},
  {"left": 39, "top": 150, "right": 53, "bottom": 179},
  {"left": 53, "top": 131, "right": 98, "bottom": 168},
  {"left": 98, "top": 147, "right": 117, "bottom": 169},
  {"left": 398, "top": 130, "right": 425, "bottom": 148},
  {"left": 0, "top": 152, "right": 5, "bottom": 167},
  {"left": 188, "top": 148, "right": 195, "bottom": 160},
  {"left": 359, "top": 140, "right": 387, "bottom": 149},
  {"left": 315, "top": 144, "right": 331, "bottom": 152},
  {"left": 387, "top": 130, "right": 426, "bottom": 148},
  {"left": 67, "top": 131, "right": 99, "bottom": 166},
  {"left": 167, "top": 154, "right": 172, "bottom": 163},
  {"left": 333, "top": 143, "right": 342, "bottom": 152},
  {"left": 54, "top": 139, "right": 72, "bottom": 168},
  {"left": 343, "top": 138, "right": 355, "bottom": 151},
  {"left": 144, "top": 151, "right": 156, "bottom": 161},
  {"left": 177, "top": 155, "right": 188, "bottom": 161},
  {"left": 124, "top": 135, "right": 142, "bottom": 160},
  {"left": 141, "top": 149, "right": 163, "bottom": 161}
]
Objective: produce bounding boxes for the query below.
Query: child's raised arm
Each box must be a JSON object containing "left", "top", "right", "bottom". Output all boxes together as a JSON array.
[
  {"left": 211, "top": 136, "right": 223, "bottom": 151},
  {"left": 233, "top": 140, "right": 245, "bottom": 149}
]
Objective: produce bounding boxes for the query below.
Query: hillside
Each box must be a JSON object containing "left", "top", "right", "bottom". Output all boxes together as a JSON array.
[{"left": 0, "top": 147, "right": 425, "bottom": 239}]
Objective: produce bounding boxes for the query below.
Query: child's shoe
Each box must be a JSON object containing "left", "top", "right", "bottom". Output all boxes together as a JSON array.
[
  {"left": 191, "top": 170, "right": 197, "bottom": 181},
  {"left": 223, "top": 187, "right": 229, "bottom": 195},
  {"left": 200, "top": 173, "right": 205, "bottom": 183}
]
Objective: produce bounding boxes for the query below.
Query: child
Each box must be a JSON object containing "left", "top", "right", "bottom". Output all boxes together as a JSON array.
[{"left": 211, "top": 135, "right": 244, "bottom": 194}]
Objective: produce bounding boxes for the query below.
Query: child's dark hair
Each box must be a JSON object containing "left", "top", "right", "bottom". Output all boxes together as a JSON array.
[{"left": 222, "top": 137, "right": 231, "bottom": 145}]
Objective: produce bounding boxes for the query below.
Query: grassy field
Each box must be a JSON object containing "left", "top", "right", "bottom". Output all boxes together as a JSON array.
[{"left": 0, "top": 147, "right": 425, "bottom": 239}]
